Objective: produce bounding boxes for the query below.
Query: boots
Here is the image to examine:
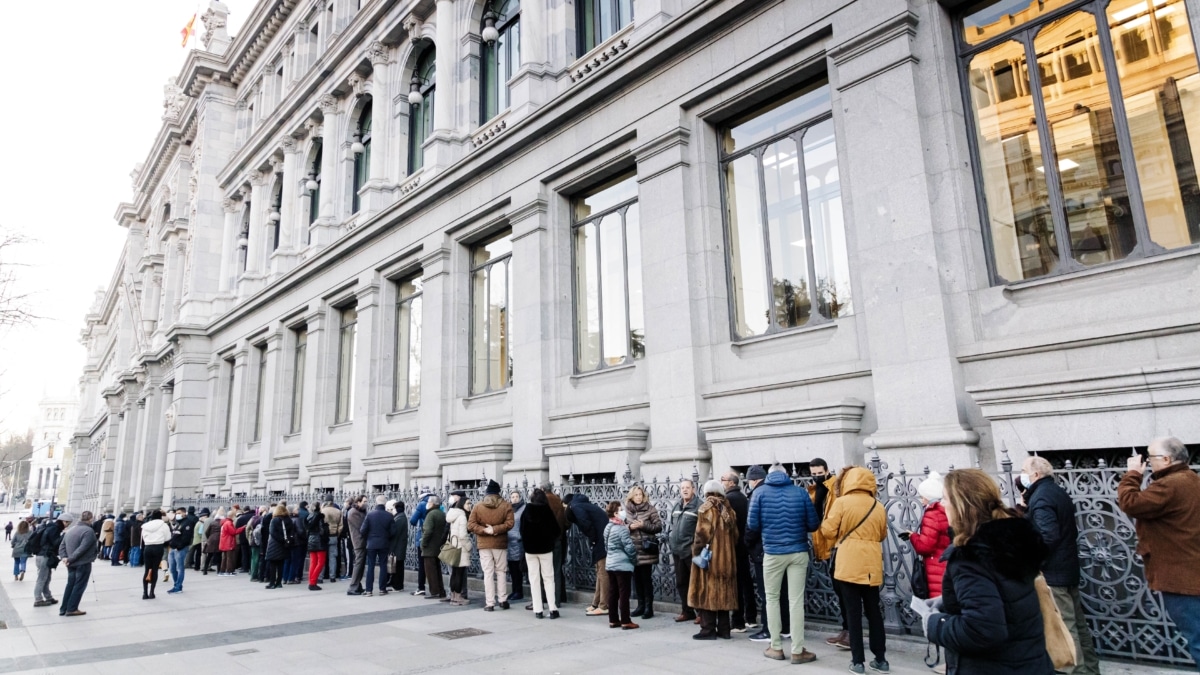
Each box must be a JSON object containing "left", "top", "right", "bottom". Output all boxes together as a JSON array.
[
  {"left": 826, "top": 630, "right": 851, "bottom": 650},
  {"left": 450, "top": 591, "right": 469, "bottom": 606}
]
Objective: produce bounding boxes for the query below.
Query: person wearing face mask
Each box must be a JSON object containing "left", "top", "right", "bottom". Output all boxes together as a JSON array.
[
  {"left": 167, "top": 507, "right": 196, "bottom": 594},
  {"left": 603, "top": 501, "right": 639, "bottom": 630},
  {"left": 1022, "top": 456, "right": 1101, "bottom": 675},
  {"left": 807, "top": 458, "right": 851, "bottom": 650}
]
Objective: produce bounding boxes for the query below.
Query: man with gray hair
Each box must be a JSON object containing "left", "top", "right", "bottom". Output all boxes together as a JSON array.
[
  {"left": 1022, "top": 455, "right": 1099, "bottom": 675},
  {"left": 1119, "top": 437, "right": 1200, "bottom": 666},
  {"left": 668, "top": 479, "right": 701, "bottom": 622},
  {"left": 59, "top": 511, "right": 98, "bottom": 617}
]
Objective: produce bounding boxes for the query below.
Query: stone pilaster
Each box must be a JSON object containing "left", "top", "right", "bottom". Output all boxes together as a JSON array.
[
  {"left": 414, "top": 246, "right": 450, "bottom": 486},
  {"left": 162, "top": 330, "right": 213, "bottom": 504},
  {"left": 312, "top": 94, "right": 343, "bottom": 248}
]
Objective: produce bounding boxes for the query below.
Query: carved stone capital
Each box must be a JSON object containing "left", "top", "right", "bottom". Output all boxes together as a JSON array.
[
  {"left": 367, "top": 41, "right": 388, "bottom": 66},
  {"left": 281, "top": 136, "right": 297, "bottom": 153},
  {"left": 318, "top": 94, "right": 339, "bottom": 116},
  {"left": 249, "top": 171, "right": 269, "bottom": 187}
]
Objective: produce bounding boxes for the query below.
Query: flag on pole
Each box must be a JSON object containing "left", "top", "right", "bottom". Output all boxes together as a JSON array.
[{"left": 181, "top": 14, "right": 197, "bottom": 48}]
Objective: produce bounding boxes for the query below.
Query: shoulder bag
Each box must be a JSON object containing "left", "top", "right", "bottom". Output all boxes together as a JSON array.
[
  {"left": 439, "top": 535, "right": 462, "bottom": 567},
  {"left": 692, "top": 544, "right": 712, "bottom": 569},
  {"left": 1035, "top": 574, "right": 1078, "bottom": 670},
  {"left": 829, "top": 500, "right": 878, "bottom": 577}
]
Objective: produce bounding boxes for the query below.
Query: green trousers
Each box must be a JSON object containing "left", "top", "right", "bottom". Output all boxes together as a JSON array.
[{"left": 763, "top": 551, "right": 809, "bottom": 653}]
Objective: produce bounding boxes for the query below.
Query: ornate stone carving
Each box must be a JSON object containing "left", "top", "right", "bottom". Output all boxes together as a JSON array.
[
  {"left": 318, "top": 94, "right": 339, "bottom": 116},
  {"left": 570, "top": 38, "right": 631, "bottom": 83},
  {"left": 347, "top": 73, "right": 371, "bottom": 98},
  {"left": 304, "top": 119, "right": 322, "bottom": 138},
  {"left": 402, "top": 14, "right": 423, "bottom": 36},
  {"left": 162, "top": 78, "right": 190, "bottom": 123},
  {"left": 201, "top": 2, "right": 229, "bottom": 49},
  {"left": 281, "top": 136, "right": 297, "bottom": 153},
  {"left": 367, "top": 41, "right": 388, "bottom": 66},
  {"left": 250, "top": 170, "right": 269, "bottom": 186},
  {"left": 165, "top": 403, "right": 178, "bottom": 432},
  {"left": 222, "top": 197, "right": 241, "bottom": 213}
]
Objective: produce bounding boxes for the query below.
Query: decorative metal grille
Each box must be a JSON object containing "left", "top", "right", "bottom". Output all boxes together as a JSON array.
[{"left": 172, "top": 450, "right": 1197, "bottom": 667}]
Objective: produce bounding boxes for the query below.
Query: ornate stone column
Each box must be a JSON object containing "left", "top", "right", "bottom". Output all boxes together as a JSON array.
[
  {"left": 272, "top": 137, "right": 301, "bottom": 276},
  {"left": 312, "top": 94, "right": 343, "bottom": 248},
  {"left": 240, "top": 171, "right": 269, "bottom": 295},
  {"left": 149, "top": 380, "right": 172, "bottom": 506},
  {"left": 360, "top": 41, "right": 393, "bottom": 217},
  {"left": 218, "top": 196, "right": 242, "bottom": 295}
]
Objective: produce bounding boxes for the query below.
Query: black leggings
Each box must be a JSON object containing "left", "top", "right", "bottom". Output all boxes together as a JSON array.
[
  {"left": 143, "top": 545, "right": 165, "bottom": 595},
  {"left": 450, "top": 567, "right": 468, "bottom": 594},
  {"left": 633, "top": 564, "right": 654, "bottom": 609},
  {"left": 841, "top": 582, "right": 886, "bottom": 665},
  {"left": 268, "top": 560, "right": 284, "bottom": 586}
]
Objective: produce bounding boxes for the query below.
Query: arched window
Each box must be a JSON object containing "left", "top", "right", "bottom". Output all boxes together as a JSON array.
[
  {"left": 482, "top": 0, "right": 520, "bottom": 123},
  {"left": 352, "top": 100, "right": 372, "bottom": 213},
  {"left": 578, "top": 0, "right": 631, "bottom": 54},
  {"left": 307, "top": 140, "right": 322, "bottom": 235},
  {"left": 408, "top": 47, "right": 436, "bottom": 175}
]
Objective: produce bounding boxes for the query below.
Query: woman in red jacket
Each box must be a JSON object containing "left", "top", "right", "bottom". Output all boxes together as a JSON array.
[
  {"left": 907, "top": 471, "right": 951, "bottom": 673},
  {"left": 219, "top": 508, "right": 246, "bottom": 577}
]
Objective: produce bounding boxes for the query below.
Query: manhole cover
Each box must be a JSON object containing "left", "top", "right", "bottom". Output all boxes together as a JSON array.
[
  {"left": 228, "top": 649, "right": 258, "bottom": 656},
  {"left": 430, "top": 628, "right": 490, "bottom": 640}
]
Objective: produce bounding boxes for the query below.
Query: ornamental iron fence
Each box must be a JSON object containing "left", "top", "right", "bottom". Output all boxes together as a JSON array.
[{"left": 173, "top": 450, "right": 1195, "bottom": 667}]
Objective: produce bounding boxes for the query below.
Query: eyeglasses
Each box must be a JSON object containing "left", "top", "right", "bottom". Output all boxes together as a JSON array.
[{"left": 1147, "top": 454, "right": 1169, "bottom": 459}]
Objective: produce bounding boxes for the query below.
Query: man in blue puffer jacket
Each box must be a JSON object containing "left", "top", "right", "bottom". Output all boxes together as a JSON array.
[{"left": 747, "top": 465, "right": 820, "bottom": 664}]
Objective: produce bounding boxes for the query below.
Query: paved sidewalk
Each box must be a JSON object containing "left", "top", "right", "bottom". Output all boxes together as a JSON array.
[{"left": 0, "top": 514, "right": 1188, "bottom": 674}]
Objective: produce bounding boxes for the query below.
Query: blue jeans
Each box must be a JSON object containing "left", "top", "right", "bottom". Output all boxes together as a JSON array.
[
  {"left": 12, "top": 556, "right": 27, "bottom": 576},
  {"left": 326, "top": 541, "right": 339, "bottom": 580},
  {"left": 168, "top": 548, "right": 187, "bottom": 590},
  {"left": 365, "top": 549, "right": 387, "bottom": 592},
  {"left": 61, "top": 562, "right": 91, "bottom": 613},
  {"left": 1163, "top": 592, "right": 1200, "bottom": 668}
]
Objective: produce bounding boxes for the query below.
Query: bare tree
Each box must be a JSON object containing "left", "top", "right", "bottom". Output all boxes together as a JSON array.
[{"left": 0, "top": 227, "right": 38, "bottom": 328}]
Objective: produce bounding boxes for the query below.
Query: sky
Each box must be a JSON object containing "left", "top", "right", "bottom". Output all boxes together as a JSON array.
[{"left": 0, "top": 1, "right": 257, "bottom": 437}]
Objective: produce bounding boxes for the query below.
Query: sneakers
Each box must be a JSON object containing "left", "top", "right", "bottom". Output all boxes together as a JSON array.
[
  {"left": 362, "top": 591, "right": 374, "bottom": 597},
  {"left": 868, "top": 660, "right": 890, "bottom": 673},
  {"left": 764, "top": 647, "right": 786, "bottom": 661},
  {"left": 167, "top": 589, "right": 181, "bottom": 594},
  {"left": 484, "top": 605, "right": 495, "bottom": 612},
  {"left": 549, "top": 610, "right": 560, "bottom": 620},
  {"left": 749, "top": 629, "right": 772, "bottom": 642},
  {"left": 33, "top": 600, "right": 51, "bottom": 607},
  {"left": 535, "top": 612, "right": 545, "bottom": 619},
  {"left": 792, "top": 650, "right": 818, "bottom": 665},
  {"left": 731, "top": 625, "right": 749, "bottom": 633},
  {"left": 782, "top": 633, "right": 792, "bottom": 639},
  {"left": 411, "top": 589, "right": 426, "bottom": 596},
  {"left": 849, "top": 664, "right": 865, "bottom": 674}
]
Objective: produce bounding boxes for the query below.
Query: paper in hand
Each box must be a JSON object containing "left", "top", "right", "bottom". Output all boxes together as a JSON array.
[{"left": 910, "top": 594, "right": 933, "bottom": 621}]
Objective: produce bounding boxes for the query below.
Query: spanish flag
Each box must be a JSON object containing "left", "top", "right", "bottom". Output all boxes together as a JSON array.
[{"left": 181, "top": 14, "right": 197, "bottom": 47}]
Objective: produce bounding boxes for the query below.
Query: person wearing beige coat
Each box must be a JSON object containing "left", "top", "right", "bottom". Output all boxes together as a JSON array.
[
  {"left": 468, "top": 481, "right": 515, "bottom": 610},
  {"left": 819, "top": 466, "right": 889, "bottom": 673},
  {"left": 444, "top": 494, "right": 473, "bottom": 606}
]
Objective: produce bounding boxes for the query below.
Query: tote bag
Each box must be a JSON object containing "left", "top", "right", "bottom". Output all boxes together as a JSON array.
[{"left": 1035, "top": 574, "right": 1078, "bottom": 670}]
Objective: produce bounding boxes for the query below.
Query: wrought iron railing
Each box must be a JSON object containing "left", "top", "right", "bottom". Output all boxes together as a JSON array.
[{"left": 172, "top": 452, "right": 1196, "bottom": 667}]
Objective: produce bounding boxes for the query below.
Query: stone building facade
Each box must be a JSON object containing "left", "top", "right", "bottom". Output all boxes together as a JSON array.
[
  {"left": 69, "top": 0, "right": 1200, "bottom": 511},
  {"left": 26, "top": 398, "right": 79, "bottom": 505}
]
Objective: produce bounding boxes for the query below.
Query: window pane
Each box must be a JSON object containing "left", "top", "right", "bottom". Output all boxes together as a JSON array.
[
  {"left": 574, "top": 175, "right": 638, "bottom": 220},
  {"left": 804, "top": 120, "right": 853, "bottom": 318},
  {"left": 473, "top": 232, "right": 513, "bottom": 267},
  {"left": 488, "top": 262, "right": 506, "bottom": 389},
  {"left": 763, "top": 138, "right": 811, "bottom": 328},
  {"left": 723, "top": 82, "right": 830, "bottom": 155},
  {"left": 291, "top": 333, "right": 305, "bottom": 433},
  {"left": 963, "top": 0, "right": 1076, "bottom": 45},
  {"left": 223, "top": 361, "right": 236, "bottom": 448},
  {"left": 600, "top": 213, "right": 629, "bottom": 364},
  {"left": 395, "top": 300, "right": 412, "bottom": 410},
  {"left": 337, "top": 311, "right": 357, "bottom": 423},
  {"left": 483, "top": 42, "right": 499, "bottom": 121},
  {"left": 726, "top": 154, "right": 770, "bottom": 338},
  {"left": 471, "top": 267, "right": 489, "bottom": 394},
  {"left": 625, "top": 204, "right": 645, "bottom": 359},
  {"left": 1037, "top": 12, "right": 1138, "bottom": 267},
  {"left": 575, "top": 221, "right": 601, "bottom": 371},
  {"left": 254, "top": 348, "right": 267, "bottom": 440},
  {"left": 969, "top": 41, "right": 1059, "bottom": 280},
  {"left": 506, "top": 259, "right": 514, "bottom": 385},
  {"left": 1108, "top": 0, "right": 1200, "bottom": 250},
  {"left": 407, "top": 295, "right": 422, "bottom": 407}
]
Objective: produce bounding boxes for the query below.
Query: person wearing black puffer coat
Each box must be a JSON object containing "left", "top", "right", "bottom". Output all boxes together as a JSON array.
[{"left": 926, "top": 469, "right": 1054, "bottom": 675}]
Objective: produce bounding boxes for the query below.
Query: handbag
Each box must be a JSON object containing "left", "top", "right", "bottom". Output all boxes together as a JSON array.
[
  {"left": 910, "top": 556, "right": 930, "bottom": 599},
  {"left": 641, "top": 535, "right": 660, "bottom": 556},
  {"left": 692, "top": 544, "right": 712, "bottom": 570},
  {"left": 1035, "top": 574, "right": 1078, "bottom": 670},
  {"left": 438, "top": 536, "right": 462, "bottom": 567},
  {"left": 829, "top": 500, "right": 879, "bottom": 577}
]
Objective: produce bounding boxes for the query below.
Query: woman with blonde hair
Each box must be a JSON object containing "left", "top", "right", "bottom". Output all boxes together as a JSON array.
[
  {"left": 925, "top": 469, "right": 1053, "bottom": 674},
  {"left": 625, "top": 484, "right": 663, "bottom": 619},
  {"left": 264, "top": 504, "right": 293, "bottom": 589},
  {"left": 689, "top": 480, "right": 739, "bottom": 640}
]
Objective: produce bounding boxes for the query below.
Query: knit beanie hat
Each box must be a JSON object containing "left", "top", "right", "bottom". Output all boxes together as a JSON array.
[
  {"left": 918, "top": 471, "right": 944, "bottom": 501},
  {"left": 485, "top": 480, "right": 501, "bottom": 496},
  {"left": 746, "top": 465, "right": 767, "bottom": 481}
]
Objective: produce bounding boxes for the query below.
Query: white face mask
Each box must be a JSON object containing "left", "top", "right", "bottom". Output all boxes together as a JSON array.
[
  {"left": 175, "top": 514, "right": 183, "bottom": 521},
  {"left": 1019, "top": 473, "right": 1032, "bottom": 487},
  {"left": 618, "top": 509, "right": 627, "bottom": 522}
]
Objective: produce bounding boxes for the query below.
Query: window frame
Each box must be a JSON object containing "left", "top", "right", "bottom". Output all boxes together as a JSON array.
[
  {"left": 352, "top": 99, "right": 373, "bottom": 213},
  {"left": 409, "top": 47, "right": 436, "bottom": 175},
  {"left": 956, "top": 0, "right": 1199, "bottom": 285},
  {"left": 392, "top": 275, "right": 424, "bottom": 411},
  {"left": 717, "top": 82, "right": 845, "bottom": 340},
  {"left": 481, "top": 0, "right": 521, "bottom": 123},
  {"left": 469, "top": 232, "right": 514, "bottom": 395},
  {"left": 334, "top": 305, "right": 358, "bottom": 424},
  {"left": 577, "top": 0, "right": 632, "bottom": 54},
  {"left": 252, "top": 343, "right": 268, "bottom": 442},
  {"left": 289, "top": 328, "right": 307, "bottom": 434},
  {"left": 221, "top": 357, "right": 237, "bottom": 449}
]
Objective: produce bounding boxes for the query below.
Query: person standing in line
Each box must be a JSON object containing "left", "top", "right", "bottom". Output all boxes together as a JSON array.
[
  {"left": 235, "top": 504, "right": 255, "bottom": 575},
  {"left": 624, "top": 485, "right": 663, "bottom": 620},
  {"left": 819, "top": 466, "right": 889, "bottom": 674},
  {"left": 521, "top": 488, "right": 562, "bottom": 619},
  {"left": 202, "top": 508, "right": 224, "bottom": 574},
  {"left": 604, "top": 501, "right": 639, "bottom": 630},
  {"left": 719, "top": 470, "right": 754, "bottom": 631},
  {"left": 386, "top": 500, "right": 408, "bottom": 592},
  {"left": 744, "top": 465, "right": 790, "bottom": 643},
  {"left": 345, "top": 496, "right": 368, "bottom": 595},
  {"left": 128, "top": 512, "right": 144, "bottom": 568},
  {"left": 139, "top": 510, "right": 171, "bottom": 600},
  {"left": 809, "top": 459, "right": 851, "bottom": 650},
  {"left": 321, "top": 500, "right": 343, "bottom": 584},
  {"left": 360, "top": 495, "right": 397, "bottom": 596},
  {"left": 167, "top": 507, "right": 195, "bottom": 594},
  {"left": 11, "top": 520, "right": 31, "bottom": 581},
  {"left": 189, "top": 508, "right": 207, "bottom": 570},
  {"left": 507, "top": 491, "right": 527, "bottom": 602},
  {"left": 747, "top": 464, "right": 820, "bottom": 664},
  {"left": 1022, "top": 456, "right": 1101, "bottom": 675},
  {"left": 248, "top": 506, "right": 265, "bottom": 581},
  {"left": 99, "top": 514, "right": 114, "bottom": 561},
  {"left": 543, "top": 483, "right": 570, "bottom": 608},
  {"left": 1118, "top": 437, "right": 1200, "bottom": 668},
  {"left": 669, "top": 480, "right": 702, "bottom": 624},
  {"left": 32, "top": 513, "right": 70, "bottom": 607},
  {"left": 469, "top": 480, "right": 515, "bottom": 611},
  {"left": 59, "top": 511, "right": 98, "bottom": 617},
  {"left": 565, "top": 493, "right": 611, "bottom": 616},
  {"left": 265, "top": 503, "right": 293, "bottom": 589},
  {"left": 219, "top": 508, "right": 246, "bottom": 577},
  {"left": 445, "top": 492, "right": 473, "bottom": 606},
  {"left": 110, "top": 514, "right": 128, "bottom": 566},
  {"left": 409, "top": 489, "right": 435, "bottom": 595},
  {"left": 690, "top": 480, "right": 739, "bottom": 640},
  {"left": 289, "top": 503, "right": 309, "bottom": 584},
  {"left": 258, "top": 504, "right": 274, "bottom": 583},
  {"left": 926, "top": 469, "right": 1053, "bottom": 674},
  {"left": 419, "top": 495, "right": 448, "bottom": 600},
  {"left": 306, "top": 507, "right": 329, "bottom": 591}
]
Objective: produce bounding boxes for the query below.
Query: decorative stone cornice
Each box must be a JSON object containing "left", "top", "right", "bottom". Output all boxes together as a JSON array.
[
  {"left": 471, "top": 116, "right": 509, "bottom": 149},
  {"left": 569, "top": 28, "right": 632, "bottom": 83},
  {"left": 399, "top": 173, "right": 421, "bottom": 195}
]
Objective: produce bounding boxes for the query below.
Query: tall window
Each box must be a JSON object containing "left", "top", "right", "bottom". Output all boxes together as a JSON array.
[
  {"left": 238, "top": 203, "right": 252, "bottom": 273},
  {"left": 578, "top": 0, "right": 631, "bottom": 54},
  {"left": 270, "top": 180, "right": 282, "bottom": 251},
  {"left": 409, "top": 47, "right": 436, "bottom": 174},
  {"left": 222, "top": 358, "right": 236, "bottom": 448},
  {"left": 352, "top": 100, "right": 372, "bottom": 213},
  {"left": 482, "top": 0, "right": 521, "bottom": 122},
  {"left": 335, "top": 305, "right": 358, "bottom": 424},
  {"left": 252, "top": 344, "right": 268, "bottom": 442},
  {"left": 470, "top": 232, "right": 513, "bottom": 394},
  {"left": 393, "top": 276, "right": 423, "bottom": 410},
  {"left": 573, "top": 174, "right": 645, "bottom": 372},
  {"left": 290, "top": 329, "right": 306, "bottom": 434},
  {"left": 720, "top": 78, "right": 853, "bottom": 339},
  {"left": 962, "top": 0, "right": 1200, "bottom": 283},
  {"left": 307, "top": 140, "right": 322, "bottom": 231}
]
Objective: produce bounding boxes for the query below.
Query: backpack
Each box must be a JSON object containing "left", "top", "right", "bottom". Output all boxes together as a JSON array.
[
  {"left": 251, "top": 523, "right": 263, "bottom": 547},
  {"left": 25, "top": 525, "right": 45, "bottom": 556}
]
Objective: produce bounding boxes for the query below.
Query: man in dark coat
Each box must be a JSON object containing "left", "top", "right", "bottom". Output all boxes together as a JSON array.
[
  {"left": 360, "top": 496, "right": 397, "bottom": 596},
  {"left": 1119, "top": 437, "right": 1200, "bottom": 667},
  {"left": 235, "top": 506, "right": 255, "bottom": 574},
  {"left": 721, "top": 470, "right": 756, "bottom": 631},
  {"left": 167, "top": 507, "right": 196, "bottom": 594},
  {"left": 59, "top": 512, "right": 98, "bottom": 616},
  {"left": 111, "top": 514, "right": 128, "bottom": 566},
  {"left": 345, "top": 496, "right": 369, "bottom": 595},
  {"left": 258, "top": 505, "right": 274, "bottom": 583},
  {"left": 565, "top": 493, "right": 610, "bottom": 615},
  {"left": 418, "top": 495, "right": 447, "bottom": 599},
  {"left": 409, "top": 490, "right": 435, "bottom": 595},
  {"left": 1022, "top": 455, "right": 1100, "bottom": 675},
  {"left": 668, "top": 480, "right": 701, "bottom": 622},
  {"left": 387, "top": 501, "right": 408, "bottom": 592}
]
